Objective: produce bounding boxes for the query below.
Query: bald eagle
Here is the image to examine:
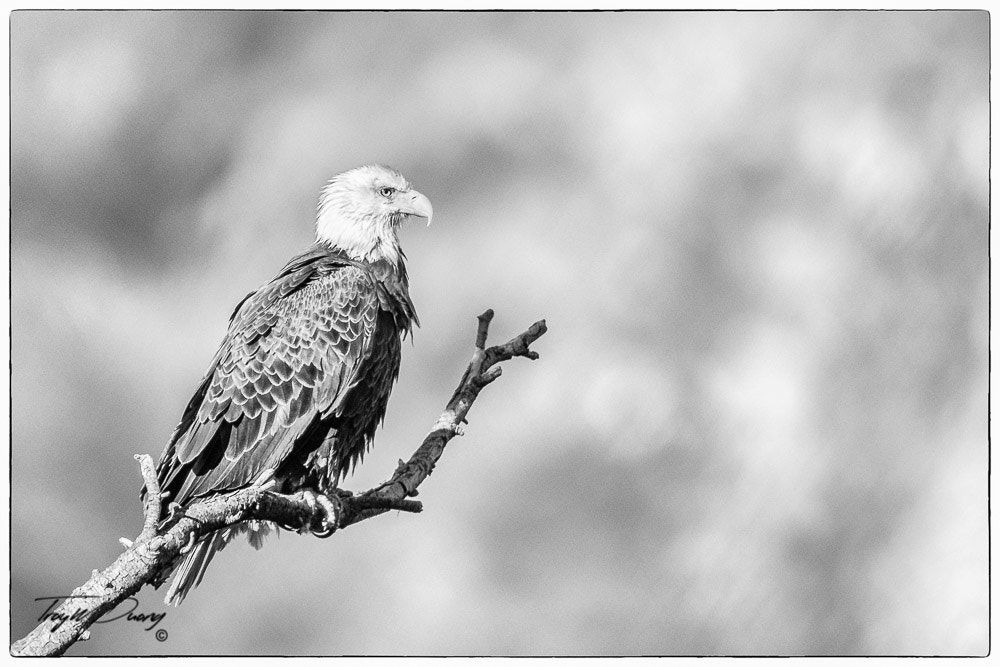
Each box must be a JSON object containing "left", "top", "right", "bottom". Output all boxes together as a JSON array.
[{"left": 150, "top": 165, "right": 431, "bottom": 605}]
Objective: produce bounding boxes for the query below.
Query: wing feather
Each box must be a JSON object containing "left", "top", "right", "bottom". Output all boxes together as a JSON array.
[{"left": 159, "top": 257, "right": 381, "bottom": 505}]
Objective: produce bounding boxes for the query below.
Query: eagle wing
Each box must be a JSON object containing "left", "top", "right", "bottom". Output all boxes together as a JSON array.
[{"left": 156, "top": 255, "right": 380, "bottom": 505}]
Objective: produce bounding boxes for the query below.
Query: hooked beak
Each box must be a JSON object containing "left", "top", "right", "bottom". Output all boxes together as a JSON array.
[{"left": 399, "top": 190, "right": 433, "bottom": 226}]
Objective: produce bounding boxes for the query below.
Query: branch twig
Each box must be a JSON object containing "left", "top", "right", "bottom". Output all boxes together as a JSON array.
[{"left": 11, "top": 310, "right": 546, "bottom": 657}]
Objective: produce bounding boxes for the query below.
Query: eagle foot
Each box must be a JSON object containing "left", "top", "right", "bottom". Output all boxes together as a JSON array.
[
  {"left": 300, "top": 489, "right": 341, "bottom": 538},
  {"left": 157, "top": 501, "right": 187, "bottom": 531},
  {"left": 178, "top": 531, "right": 199, "bottom": 555},
  {"left": 156, "top": 502, "right": 197, "bottom": 532}
]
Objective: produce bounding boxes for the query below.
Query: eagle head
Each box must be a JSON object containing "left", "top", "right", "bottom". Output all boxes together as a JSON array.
[{"left": 315, "top": 164, "right": 433, "bottom": 265}]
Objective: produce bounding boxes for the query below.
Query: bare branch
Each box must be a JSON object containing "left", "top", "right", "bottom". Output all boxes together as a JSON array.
[
  {"left": 475, "top": 308, "right": 494, "bottom": 351},
  {"left": 10, "top": 311, "right": 546, "bottom": 657},
  {"left": 135, "top": 454, "right": 164, "bottom": 544}
]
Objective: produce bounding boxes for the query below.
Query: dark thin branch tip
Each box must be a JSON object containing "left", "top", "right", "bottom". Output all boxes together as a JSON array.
[
  {"left": 352, "top": 496, "right": 424, "bottom": 513},
  {"left": 475, "top": 309, "right": 494, "bottom": 350},
  {"left": 473, "top": 367, "right": 503, "bottom": 387},
  {"left": 395, "top": 500, "right": 423, "bottom": 513},
  {"left": 514, "top": 321, "right": 547, "bottom": 354},
  {"left": 522, "top": 320, "right": 547, "bottom": 345}
]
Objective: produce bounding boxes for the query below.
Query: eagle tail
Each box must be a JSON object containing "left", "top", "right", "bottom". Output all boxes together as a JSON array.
[{"left": 163, "top": 521, "right": 274, "bottom": 606}]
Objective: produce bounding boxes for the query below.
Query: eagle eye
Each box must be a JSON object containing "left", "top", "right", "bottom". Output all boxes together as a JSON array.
[{"left": 378, "top": 186, "right": 395, "bottom": 198}]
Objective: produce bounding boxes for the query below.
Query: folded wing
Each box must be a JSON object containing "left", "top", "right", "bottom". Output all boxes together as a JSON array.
[{"left": 155, "top": 255, "right": 380, "bottom": 505}]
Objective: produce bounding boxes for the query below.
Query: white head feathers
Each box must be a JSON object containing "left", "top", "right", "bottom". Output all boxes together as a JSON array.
[{"left": 316, "top": 165, "right": 432, "bottom": 265}]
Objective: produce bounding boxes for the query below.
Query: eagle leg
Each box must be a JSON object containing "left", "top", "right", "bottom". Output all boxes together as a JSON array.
[
  {"left": 300, "top": 489, "right": 342, "bottom": 538},
  {"left": 158, "top": 501, "right": 201, "bottom": 532}
]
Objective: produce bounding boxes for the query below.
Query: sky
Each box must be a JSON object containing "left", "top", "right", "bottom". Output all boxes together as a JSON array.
[{"left": 9, "top": 10, "right": 989, "bottom": 656}]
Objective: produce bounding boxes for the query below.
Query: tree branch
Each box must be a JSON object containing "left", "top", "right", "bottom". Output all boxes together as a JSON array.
[{"left": 11, "top": 310, "right": 546, "bottom": 657}]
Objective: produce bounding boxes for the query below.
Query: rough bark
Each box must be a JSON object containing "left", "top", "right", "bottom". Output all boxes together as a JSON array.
[{"left": 11, "top": 310, "right": 546, "bottom": 657}]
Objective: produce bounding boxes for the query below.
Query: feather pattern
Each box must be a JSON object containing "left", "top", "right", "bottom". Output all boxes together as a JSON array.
[{"left": 153, "top": 243, "right": 417, "bottom": 605}]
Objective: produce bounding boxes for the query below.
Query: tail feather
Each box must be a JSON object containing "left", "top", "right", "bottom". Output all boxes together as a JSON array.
[{"left": 163, "top": 521, "right": 275, "bottom": 606}]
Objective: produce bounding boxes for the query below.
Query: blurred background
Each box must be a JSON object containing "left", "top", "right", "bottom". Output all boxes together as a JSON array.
[{"left": 10, "top": 10, "right": 988, "bottom": 656}]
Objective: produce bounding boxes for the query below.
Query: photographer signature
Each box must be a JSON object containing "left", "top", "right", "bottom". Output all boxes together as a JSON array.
[{"left": 35, "top": 595, "right": 167, "bottom": 636}]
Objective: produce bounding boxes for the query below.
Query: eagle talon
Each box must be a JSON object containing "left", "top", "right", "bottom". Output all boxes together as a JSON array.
[
  {"left": 311, "top": 524, "right": 337, "bottom": 539},
  {"left": 179, "top": 531, "right": 198, "bottom": 555},
  {"left": 157, "top": 501, "right": 187, "bottom": 531},
  {"left": 313, "top": 492, "right": 341, "bottom": 537},
  {"left": 299, "top": 489, "right": 319, "bottom": 535},
  {"left": 301, "top": 489, "right": 340, "bottom": 537}
]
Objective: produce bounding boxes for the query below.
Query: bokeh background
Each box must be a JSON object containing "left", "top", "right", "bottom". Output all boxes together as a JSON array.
[{"left": 10, "top": 10, "right": 988, "bottom": 656}]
